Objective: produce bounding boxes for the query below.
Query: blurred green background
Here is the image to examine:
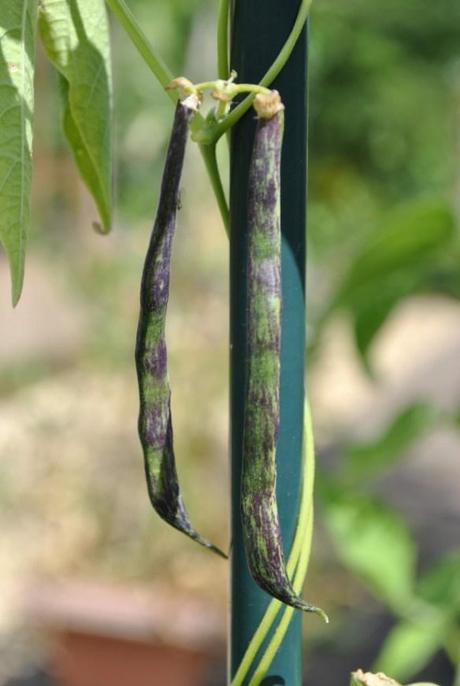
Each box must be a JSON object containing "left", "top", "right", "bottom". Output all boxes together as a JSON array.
[{"left": 1, "top": 1, "right": 460, "bottom": 684}]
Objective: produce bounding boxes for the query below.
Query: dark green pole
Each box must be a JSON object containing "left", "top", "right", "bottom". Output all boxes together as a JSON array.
[{"left": 229, "top": 2, "right": 308, "bottom": 684}]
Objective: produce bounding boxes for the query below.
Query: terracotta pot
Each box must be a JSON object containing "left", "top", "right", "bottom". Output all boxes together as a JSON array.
[{"left": 24, "top": 580, "right": 225, "bottom": 686}]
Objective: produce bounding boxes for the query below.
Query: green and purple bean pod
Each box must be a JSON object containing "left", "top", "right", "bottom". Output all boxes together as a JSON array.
[
  {"left": 241, "top": 91, "right": 326, "bottom": 619},
  {"left": 135, "top": 83, "right": 325, "bottom": 615},
  {"left": 135, "top": 97, "right": 226, "bottom": 559}
]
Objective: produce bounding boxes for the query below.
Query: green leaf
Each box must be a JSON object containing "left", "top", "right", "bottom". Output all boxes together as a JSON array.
[
  {"left": 417, "top": 551, "right": 460, "bottom": 612},
  {"left": 374, "top": 553, "right": 460, "bottom": 681},
  {"left": 352, "top": 290, "right": 400, "bottom": 373},
  {"left": 344, "top": 403, "right": 439, "bottom": 484},
  {"left": 350, "top": 271, "right": 421, "bottom": 368},
  {"left": 374, "top": 617, "right": 447, "bottom": 683},
  {"left": 337, "top": 199, "right": 456, "bottom": 300},
  {"left": 39, "top": 0, "right": 112, "bottom": 231},
  {"left": 0, "top": 1, "right": 38, "bottom": 305},
  {"left": 330, "top": 198, "right": 457, "bottom": 367},
  {"left": 321, "top": 485, "right": 416, "bottom": 610}
]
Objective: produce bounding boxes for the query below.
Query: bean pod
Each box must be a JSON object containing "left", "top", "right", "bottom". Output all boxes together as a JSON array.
[
  {"left": 135, "top": 99, "right": 226, "bottom": 558},
  {"left": 241, "top": 91, "right": 326, "bottom": 616}
]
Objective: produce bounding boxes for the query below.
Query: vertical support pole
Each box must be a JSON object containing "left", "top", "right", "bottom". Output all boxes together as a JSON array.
[{"left": 229, "top": 2, "right": 308, "bottom": 684}]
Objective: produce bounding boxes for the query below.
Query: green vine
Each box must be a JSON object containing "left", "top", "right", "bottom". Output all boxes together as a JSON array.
[
  {"left": 105, "top": 0, "right": 314, "bottom": 230},
  {"left": 199, "top": 142, "right": 229, "bottom": 235},
  {"left": 210, "top": 0, "right": 313, "bottom": 143},
  {"left": 217, "top": 0, "right": 230, "bottom": 80},
  {"left": 104, "top": 0, "right": 174, "bottom": 97}
]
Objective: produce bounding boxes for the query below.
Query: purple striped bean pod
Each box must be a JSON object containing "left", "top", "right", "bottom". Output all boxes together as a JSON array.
[
  {"left": 241, "top": 91, "right": 326, "bottom": 617},
  {"left": 135, "top": 99, "right": 226, "bottom": 558}
]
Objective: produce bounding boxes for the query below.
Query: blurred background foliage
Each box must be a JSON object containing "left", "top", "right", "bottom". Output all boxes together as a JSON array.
[{"left": 1, "top": 1, "right": 460, "bottom": 684}]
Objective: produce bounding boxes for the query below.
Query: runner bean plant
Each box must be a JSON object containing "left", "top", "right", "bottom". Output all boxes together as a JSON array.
[{"left": 0, "top": 1, "right": 448, "bottom": 684}]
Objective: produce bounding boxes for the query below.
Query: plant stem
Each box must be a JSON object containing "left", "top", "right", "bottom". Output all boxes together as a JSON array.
[
  {"left": 193, "top": 82, "right": 270, "bottom": 97},
  {"left": 212, "top": 0, "right": 313, "bottom": 142},
  {"left": 193, "top": 80, "right": 223, "bottom": 91},
  {"left": 199, "top": 143, "right": 229, "bottom": 234},
  {"left": 217, "top": 0, "right": 230, "bottom": 80},
  {"left": 231, "top": 84, "right": 271, "bottom": 95},
  {"left": 105, "top": 0, "right": 230, "bottom": 230},
  {"left": 105, "top": 0, "right": 309, "bottom": 233},
  {"left": 105, "top": 0, "right": 175, "bottom": 99}
]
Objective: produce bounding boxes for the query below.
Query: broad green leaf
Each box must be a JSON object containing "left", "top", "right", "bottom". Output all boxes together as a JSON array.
[
  {"left": 417, "top": 551, "right": 460, "bottom": 612},
  {"left": 39, "top": 0, "right": 112, "bottom": 231},
  {"left": 0, "top": 1, "right": 37, "bottom": 305},
  {"left": 374, "top": 553, "right": 460, "bottom": 681},
  {"left": 328, "top": 198, "right": 457, "bottom": 368},
  {"left": 352, "top": 290, "right": 400, "bottom": 372},
  {"left": 337, "top": 199, "right": 456, "bottom": 301},
  {"left": 320, "top": 485, "right": 416, "bottom": 610},
  {"left": 374, "top": 617, "right": 447, "bottom": 682},
  {"left": 350, "top": 251, "right": 460, "bottom": 367},
  {"left": 344, "top": 403, "right": 439, "bottom": 484},
  {"left": 350, "top": 271, "right": 421, "bottom": 368}
]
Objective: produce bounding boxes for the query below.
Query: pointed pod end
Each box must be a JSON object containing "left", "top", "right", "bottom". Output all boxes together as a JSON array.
[
  {"left": 187, "top": 530, "right": 228, "bottom": 559},
  {"left": 295, "top": 598, "right": 329, "bottom": 624},
  {"left": 307, "top": 604, "right": 329, "bottom": 624},
  {"left": 253, "top": 90, "right": 285, "bottom": 119},
  {"left": 207, "top": 542, "right": 229, "bottom": 560},
  {"left": 316, "top": 607, "right": 330, "bottom": 624}
]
